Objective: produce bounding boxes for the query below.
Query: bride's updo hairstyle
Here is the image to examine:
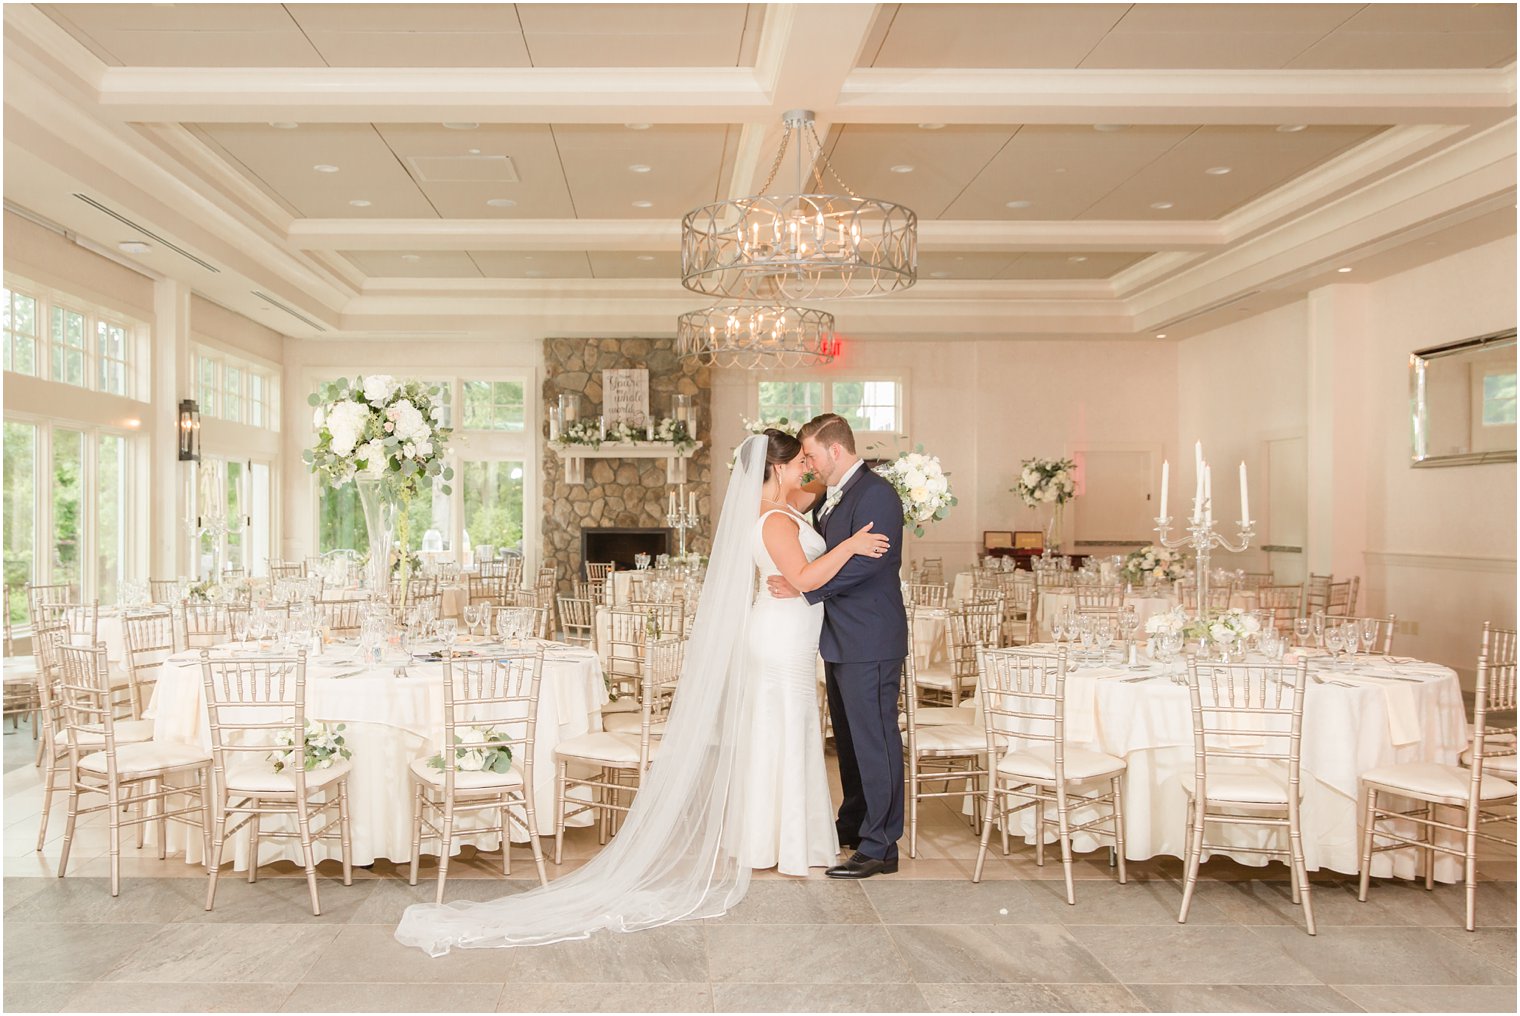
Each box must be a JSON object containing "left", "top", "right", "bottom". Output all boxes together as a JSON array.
[{"left": 763, "top": 428, "right": 803, "bottom": 480}]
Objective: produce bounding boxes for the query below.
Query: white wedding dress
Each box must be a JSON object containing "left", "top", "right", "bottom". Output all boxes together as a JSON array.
[{"left": 739, "top": 508, "right": 840, "bottom": 874}]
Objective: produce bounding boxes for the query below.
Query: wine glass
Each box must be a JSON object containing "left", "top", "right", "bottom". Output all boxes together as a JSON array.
[
  {"left": 1095, "top": 616, "right": 1116, "bottom": 660},
  {"left": 436, "top": 618, "right": 458, "bottom": 652},
  {"left": 1049, "top": 614, "right": 1066, "bottom": 647},
  {"left": 1311, "top": 610, "right": 1327, "bottom": 649},
  {"left": 1340, "top": 623, "right": 1360, "bottom": 670},
  {"left": 1293, "top": 616, "right": 1312, "bottom": 649},
  {"left": 1077, "top": 615, "right": 1097, "bottom": 662},
  {"left": 1324, "top": 623, "right": 1346, "bottom": 666},
  {"left": 495, "top": 606, "right": 535, "bottom": 648},
  {"left": 1359, "top": 617, "right": 1381, "bottom": 656},
  {"left": 1118, "top": 605, "right": 1140, "bottom": 646},
  {"left": 463, "top": 604, "right": 484, "bottom": 636}
]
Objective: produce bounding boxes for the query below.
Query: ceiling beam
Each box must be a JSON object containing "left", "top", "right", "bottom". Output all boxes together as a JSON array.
[{"left": 287, "top": 217, "right": 1224, "bottom": 253}]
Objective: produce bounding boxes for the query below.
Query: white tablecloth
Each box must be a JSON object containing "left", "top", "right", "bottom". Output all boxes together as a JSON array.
[
  {"left": 145, "top": 640, "right": 608, "bottom": 870},
  {"left": 989, "top": 646, "right": 1470, "bottom": 881}
]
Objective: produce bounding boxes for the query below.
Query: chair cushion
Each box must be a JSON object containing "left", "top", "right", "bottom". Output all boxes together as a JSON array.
[
  {"left": 407, "top": 756, "right": 523, "bottom": 792},
  {"left": 602, "top": 712, "right": 667, "bottom": 736},
  {"left": 1460, "top": 747, "right": 1518, "bottom": 779},
  {"left": 225, "top": 757, "right": 352, "bottom": 794},
  {"left": 555, "top": 731, "right": 652, "bottom": 766},
  {"left": 601, "top": 698, "right": 640, "bottom": 714},
  {"left": 78, "top": 740, "right": 210, "bottom": 775},
  {"left": 915, "top": 666, "right": 972, "bottom": 692},
  {"left": 999, "top": 745, "right": 1125, "bottom": 782},
  {"left": 57, "top": 719, "right": 155, "bottom": 747},
  {"left": 1182, "top": 766, "right": 1292, "bottom": 806},
  {"left": 903, "top": 706, "right": 966, "bottom": 728},
  {"left": 913, "top": 723, "right": 986, "bottom": 754},
  {"left": 1363, "top": 761, "right": 1518, "bottom": 803}
]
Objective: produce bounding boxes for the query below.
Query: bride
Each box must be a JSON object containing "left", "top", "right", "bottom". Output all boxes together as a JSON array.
[{"left": 395, "top": 431, "right": 889, "bottom": 954}]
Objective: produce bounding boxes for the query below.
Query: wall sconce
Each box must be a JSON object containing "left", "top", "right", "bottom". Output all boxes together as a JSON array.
[{"left": 178, "top": 399, "right": 201, "bottom": 461}]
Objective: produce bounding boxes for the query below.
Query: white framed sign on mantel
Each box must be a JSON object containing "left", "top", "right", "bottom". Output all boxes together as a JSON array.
[{"left": 603, "top": 368, "right": 650, "bottom": 427}]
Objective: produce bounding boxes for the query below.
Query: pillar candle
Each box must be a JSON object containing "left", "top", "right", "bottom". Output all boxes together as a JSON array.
[
  {"left": 1159, "top": 460, "right": 1169, "bottom": 520},
  {"left": 668, "top": 492, "right": 676, "bottom": 515},
  {"left": 1239, "top": 461, "right": 1250, "bottom": 526},
  {"left": 688, "top": 491, "right": 697, "bottom": 516},
  {"left": 1204, "top": 465, "right": 1213, "bottom": 525}
]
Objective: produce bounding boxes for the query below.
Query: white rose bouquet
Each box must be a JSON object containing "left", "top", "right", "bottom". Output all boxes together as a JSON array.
[
  {"left": 1121, "top": 544, "right": 1187, "bottom": 585},
  {"left": 426, "top": 726, "right": 514, "bottom": 775},
  {"left": 1014, "top": 456, "right": 1078, "bottom": 508},
  {"left": 304, "top": 375, "right": 454, "bottom": 502},
  {"left": 875, "top": 445, "right": 957, "bottom": 538},
  {"left": 269, "top": 719, "right": 351, "bottom": 774},
  {"left": 1200, "top": 608, "right": 1262, "bottom": 647}
]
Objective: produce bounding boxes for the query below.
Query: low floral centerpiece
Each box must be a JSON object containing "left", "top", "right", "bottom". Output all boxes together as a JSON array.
[
  {"left": 1145, "top": 605, "right": 1262, "bottom": 661},
  {"left": 875, "top": 446, "right": 957, "bottom": 538},
  {"left": 305, "top": 375, "right": 453, "bottom": 603},
  {"left": 1121, "top": 544, "right": 1187, "bottom": 586}
]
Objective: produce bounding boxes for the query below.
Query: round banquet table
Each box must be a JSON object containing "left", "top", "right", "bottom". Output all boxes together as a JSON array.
[
  {"left": 983, "top": 646, "right": 1471, "bottom": 881},
  {"left": 144, "top": 639, "right": 609, "bottom": 871}
]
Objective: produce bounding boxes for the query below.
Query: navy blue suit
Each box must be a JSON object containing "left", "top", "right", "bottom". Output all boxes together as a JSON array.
[{"left": 803, "top": 464, "right": 906, "bottom": 861}]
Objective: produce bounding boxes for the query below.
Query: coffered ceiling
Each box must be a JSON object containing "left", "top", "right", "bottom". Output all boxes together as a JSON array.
[{"left": 3, "top": 3, "right": 1515, "bottom": 343}]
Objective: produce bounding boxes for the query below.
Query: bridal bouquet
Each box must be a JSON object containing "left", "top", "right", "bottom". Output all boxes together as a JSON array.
[
  {"left": 268, "top": 719, "right": 351, "bottom": 774},
  {"left": 426, "top": 727, "right": 514, "bottom": 774},
  {"left": 305, "top": 375, "right": 454, "bottom": 499},
  {"left": 875, "top": 447, "right": 956, "bottom": 538},
  {"left": 1121, "top": 544, "right": 1186, "bottom": 585},
  {"left": 1014, "top": 457, "right": 1077, "bottom": 507}
]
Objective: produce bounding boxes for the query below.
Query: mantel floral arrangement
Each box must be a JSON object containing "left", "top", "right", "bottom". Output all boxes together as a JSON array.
[
  {"left": 1014, "top": 457, "right": 1078, "bottom": 507},
  {"left": 1121, "top": 545, "right": 1187, "bottom": 585},
  {"left": 554, "top": 416, "right": 696, "bottom": 455},
  {"left": 876, "top": 447, "right": 956, "bottom": 539}
]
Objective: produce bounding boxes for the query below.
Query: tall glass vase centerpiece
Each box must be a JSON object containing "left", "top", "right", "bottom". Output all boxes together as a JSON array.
[
  {"left": 1014, "top": 457, "right": 1077, "bottom": 554},
  {"left": 304, "top": 374, "right": 454, "bottom": 605}
]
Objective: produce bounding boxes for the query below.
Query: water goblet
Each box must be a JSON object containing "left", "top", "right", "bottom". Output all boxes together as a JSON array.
[
  {"left": 1324, "top": 624, "right": 1346, "bottom": 666},
  {"left": 1341, "top": 624, "right": 1360, "bottom": 670},
  {"left": 1359, "top": 617, "right": 1380, "bottom": 656},
  {"left": 1096, "top": 617, "right": 1116, "bottom": 660},
  {"left": 1311, "top": 610, "right": 1326, "bottom": 649},
  {"left": 1049, "top": 615, "right": 1066, "bottom": 647},
  {"left": 463, "top": 604, "right": 484, "bottom": 636},
  {"left": 656, "top": 553, "right": 671, "bottom": 570},
  {"left": 436, "top": 618, "right": 458, "bottom": 651},
  {"left": 1293, "top": 616, "right": 1312, "bottom": 649}
]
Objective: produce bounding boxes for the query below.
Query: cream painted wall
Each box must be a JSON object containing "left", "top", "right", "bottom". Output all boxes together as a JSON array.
[
  {"left": 711, "top": 338, "right": 1180, "bottom": 578},
  {"left": 1176, "top": 237, "right": 1517, "bottom": 677},
  {"left": 3, "top": 211, "right": 156, "bottom": 318},
  {"left": 191, "top": 294, "right": 283, "bottom": 364}
]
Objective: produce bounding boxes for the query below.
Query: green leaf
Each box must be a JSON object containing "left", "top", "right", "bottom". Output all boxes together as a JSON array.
[{"left": 307, "top": 392, "right": 321, "bottom": 406}]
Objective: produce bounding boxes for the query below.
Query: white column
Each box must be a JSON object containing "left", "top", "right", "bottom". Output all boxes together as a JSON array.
[
  {"left": 151, "top": 278, "right": 192, "bottom": 578},
  {"left": 1304, "top": 284, "right": 1372, "bottom": 580}
]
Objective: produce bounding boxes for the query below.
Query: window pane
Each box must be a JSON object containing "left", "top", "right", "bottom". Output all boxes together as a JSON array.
[
  {"left": 198, "top": 356, "right": 217, "bottom": 417},
  {"left": 462, "top": 380, "right": 525, "bottom": 431},
  {"left": 9, "top": 293, "right": 37, "bottom": 376},
  {"left": 403, "top": 483, "right": 452, "bottom": 554},
  {"left": 249, "top": 374, "right": 266, "bottom": 427},
  {"left": 1482, "top": 372, "right": 1517, "bottom": 426},
  {"left": 318, "top": 483, "right": 368, "bottom": 555},
  {"left": 757, "top": 381, "right": 823, "bottom": 424},
  {"left": 249, "top": 463, "right": 271, "bottom": 578},
  {"left": 97, "top": 434, "right": 125, "bottom": 604},
  {"left": 463, "top": 460, "right": 524, "bottom": 556},
  {"left": 51, "top": 309, "right": 86, "bottom": 386},
  {"left": 224, "top": 461, "right": 243, "bottom": 570},
  {"left": 224, "top": 365, "right": 243, "bottom": 423},
  {"left": 51, "top": 429, "right": 83, "bottom": 591},
  {"left": 832, "top": 379, "right": 899, "bottom": 432},
  {"left": 4, "top": 421, "right": 37, "bottom": 623}
]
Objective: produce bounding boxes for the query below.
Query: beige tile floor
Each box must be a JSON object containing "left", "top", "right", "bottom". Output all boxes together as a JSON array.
[{"left": 3, "top": 713, "right": 1516, "bottom": 1013}]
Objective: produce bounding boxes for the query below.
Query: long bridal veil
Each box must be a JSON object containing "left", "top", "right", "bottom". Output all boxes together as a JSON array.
[{"left": 394, "top": 434, "right": 768, "bottom": 955}]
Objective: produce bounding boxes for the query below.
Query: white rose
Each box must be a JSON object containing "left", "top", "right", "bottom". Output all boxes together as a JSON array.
[
  {"left": 362, "top": 374, "right": 397, "bottom": 404},
  {"left": 417, "top": 440, "right": 433, "bottom": 458},
  {"left": 1209, "top": 623, "right": 1234, "bottom": 643},
  {"left": 324, "top": 400, "right": 369, "bottom": 456},
  {"left": 356, "top": 440, "right": 386, "bottom": 476},
  {"left": 907, "top": 453, "right": 925, "bottom": 467},
  {"left": 456, "top": 749, "right": 486, "bottom": 772},
  {"left": 1243, "top": 616, "right": 1262, "bottom": 635},
  {"left": 1021, "top": 468, "right": 1038, "bottom": 487},
  {"left": 403, "top": 442, "right": 417, "bottom": 459},
  {"left": 927, "top": 474, "right": 948, "bottom": 494},
  {"left": 903, "top": 467, "right": 926, "bottom": 488},
  {"left": 390, "top": 400, "right": 429, "bottom": 443},
  {"left": 910, "top": 486, "right": 928, "bottom": 503}
]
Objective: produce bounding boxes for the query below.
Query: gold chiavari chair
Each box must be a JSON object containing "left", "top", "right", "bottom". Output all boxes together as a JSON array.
[
  {"left": 1359, "top": 623, "right": 1518, "bottom": 931},
  {"left": 268, "top": 561, "right": 306, "bottom": 582},
  {"left": 1463, "top": 624, "right": 1517, "bottom": 780},
  {"left": 1074, "top": 586, "right": 1123, "bottom": 620},
  {"left": 1178, "top": 657, "right": 1314, "bottom": 934},
  {"left": 26, "top": 581, "right": 76, "bottom": 628},
  {"left": 409, "top": 651, "right": 548, "bottom": 901},
  {"left": 468, "top": 573, "right": 514, "bottom": 608},
  {"left": 1337, "top": 614, "right": 1398, "bottom": 655},
  {"left": 918, "top": 600, "right": 1001, "bottom": 707},
  {"left": 585, "top": 561, "right": 616, "bottom": 585},
  {"left": 1325, "top": 577, "right": 1359, "bottom": 617},
  {"left": 573, "top": 577, "right": 606, "bottom": 607},
  {"left": 1258, "top": 584, "right": 1306, "bottom": 635},
  {"left": 2, "top": 583, "right": 14, "bottom": 658},
  {"left": 148, "top": 578, "right": 184, "bottom": 604},
  {"left": 201, "top": 650, "right": 353, "bottom": 915},
  {"left": 316, "top": 598, "right": 367, "bottom": 638},
  {"left": 972, "top": 646, "right": 1128, "bottom": 903},
  {"left": 1303, "top": 572, "right": 1334, "bottom": 614},
  {"left": 554, "top": 636, "right": 682, "bottom": 861},
  {"left": 903, "top": 582, "right": 949, "bottom": 609},
  {"left": 918, "top": 557, "right": 945, "bottom": 586},
  {"left": 121, "top": 609, "right": 177, "bottom": 720},
  {"left": 57, "top": 643, "right": 212, "bottom": 897},
  {"left": 556, "top": 595, "right": 594, "bottom": 648},
  {"left": 902, "top": 647, "right": 987, "bottom": 858},
  {"left": 177, "top": 602, "right": 231, "bottom": 648},
  {"left": 1239, "top": 571, "right": 1276, "bottom": 591},
  {"left": 60, "top": 601, "right": 100, "bottom": 644},
  {"left": 392, "top": 575, "right": 440, "bottom": 605},
  {"left": 488, "top": 603, "right": 551, "bottom": 642},
  {"left": 1002, "top": 571, "right": 1037, "bottom": 646},
  {"left": 478, "top": 559, "right": 511, "bottom": 579},
  {"left": 1179, "top": 581, "right": 1234, "bottom": 614}
]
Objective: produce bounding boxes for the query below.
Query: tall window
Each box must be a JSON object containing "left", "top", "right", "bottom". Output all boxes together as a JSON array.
[
  {"left": 4, "top": 280, "right": 140, "bottom": 396},
  {"left": 4, "top": 422, "right": 37, "bottom": 623},
  {"left": 50, "top": 429, "right": 84, "bottom": 592},
  {"left": 756, "top": 377, "right": 903, "bottom": 432},
  {"left": 97, "top": 434, "right": 125, "bottom": 603},
  {"left": 3, "top": 288, "right": 39, "bottom": 376},
  {"left": 97, "top": 320, "right": 129, "bottom": 396},
  {"left": 463, "top": 461, "right": 524, "bottom": 554},
  {"left": 193, "top": 344, "right": 279, "bottom": 430}
]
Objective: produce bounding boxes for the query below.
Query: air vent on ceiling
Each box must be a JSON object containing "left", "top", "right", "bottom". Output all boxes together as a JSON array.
[
  {"left": 252, "top": 291, "right": 328, "bottom": 332},
  {"left": 406, "top": 155, "right": 519, "bottom": 183},
  {"left": 71, "top": 194, "right": 220, "bottom": 273},
  {"left": 1151, "top": 290, "right": 1262, "bottom": 331}
]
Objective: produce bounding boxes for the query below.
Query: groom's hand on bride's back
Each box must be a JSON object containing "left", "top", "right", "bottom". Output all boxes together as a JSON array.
[{"left": 767, "top": 575, "right": 801, "bottom": 599}]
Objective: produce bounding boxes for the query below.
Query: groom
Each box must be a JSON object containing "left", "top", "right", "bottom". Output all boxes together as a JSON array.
[{"left": 768, "top": 413, "right": 907, "bottom": 878}]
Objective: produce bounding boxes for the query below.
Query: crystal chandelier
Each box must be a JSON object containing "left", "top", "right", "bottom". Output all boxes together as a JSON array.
[
  {"left": 680, "top": 109, "right": 918, "bottom": 302},
  {"left": 675, "top": 304, "right": 840, "bottom": 369}
]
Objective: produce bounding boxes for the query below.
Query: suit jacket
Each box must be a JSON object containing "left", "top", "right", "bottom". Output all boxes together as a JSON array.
[{"left": 803, "top": 464, "right": 908, "bottom": 664}]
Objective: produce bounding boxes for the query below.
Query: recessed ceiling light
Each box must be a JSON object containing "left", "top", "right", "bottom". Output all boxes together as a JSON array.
[
  {"left": 1205, "top": 166, "right": 1232, "bottom": 175},
  {"left": 348, "top": 199, "right": 372, "bottom": 207},
  {"left": 269, "top": 122, "right": 298, "bottom": 129},
  {"left": 1150, "top": 201, "right": 1175, "bottom": 210},
  {"left": 1155, "top": 333, "right": 1168, "bottom": 339},
  {"left": 1276, "top": 124, "right": 1307, "bottom": 133},
  {"left": 889, "top": 164, "right": 915, "bottom": 174},
  {"left": 117, "top": 240, "right": 151, "bottom": 254},
  {"left": 1337, "top": 266, "right": 1353, "bottom": 273},
  {"left": 1068, "top": 255, "right": 1088, "bottom": 263},
  {"left": 467, "top": 148, "right": 481, "bottom": 155},
  {"left": 917, "top": 123, "right": 945, "bottom": 130},
  {"left": 485, "top": 198, "right": 517, "bottom": 208},
  {"left": 522, "top": 255, "right": 535, "bottom": 261},
  {"left": 525, "top": 270, "right": 544, "bottom": 278},
  {"left": 313, "top": 164, "right": 339, "bottom": 173},
  {"left": 929, "top": 271, "right": 950, "bottom": 278},
  {"left": 1093, "top": 124, "right": 1128, "bottom": 132},
  {"left": 629, "top": 164, "right": 652, "bottom": 174},
  {"left": 1053, "top": 167, "right": 1068, "bottom": 174},
  {"left": 625, "top": 123, "right": 651, "bottom": 130},
  {"left": 442, "top": 122, "right": 478, "bottom": 130},
  {"left": 1005, "top": 200, "right": 1033, "bottom": 209},
  {"left": 400, "top": 254, "right": 422, "bottom": 263},
  {"left": 634, "top": 254, "right": 655, "bottom": 262},
  {"left": 632, "top": 200, "right": 654, "bottom": 208}
]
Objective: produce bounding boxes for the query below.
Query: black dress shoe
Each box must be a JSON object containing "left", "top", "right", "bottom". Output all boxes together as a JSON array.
[{"left": 825, "top": 851, "right": 899, "bottom": 879}]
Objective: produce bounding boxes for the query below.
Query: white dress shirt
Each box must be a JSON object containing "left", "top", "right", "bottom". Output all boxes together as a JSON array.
[{"left": 826, "top": 458, "right": 865, "bottom": 502}]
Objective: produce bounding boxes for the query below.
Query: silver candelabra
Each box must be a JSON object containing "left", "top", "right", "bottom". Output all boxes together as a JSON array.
[
  {"left": 1153, "top": 511, "right": 1254, "bottom": 623},
  {"left": 664, "top": 483, "right": 702, "bottom": 561}
]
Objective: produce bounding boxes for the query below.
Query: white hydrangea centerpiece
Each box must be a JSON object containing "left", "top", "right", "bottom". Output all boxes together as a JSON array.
[
  {"left": 875, "top": 445, "right": 956, "bottom": 538},
  {"left": 1014, "top": 456, "right": 1078, "bottom": 507},
  {"left": 1121, "top": 544, "right": 1187, "bottom": 585}
]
